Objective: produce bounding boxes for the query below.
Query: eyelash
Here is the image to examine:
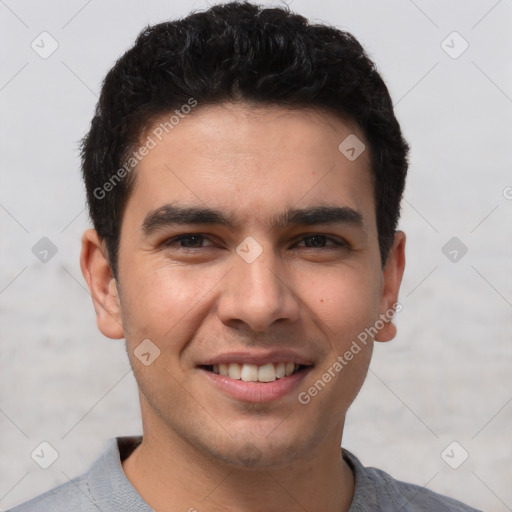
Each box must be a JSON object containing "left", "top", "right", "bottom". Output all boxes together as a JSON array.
[{"left": 161, "top": 233, "right": 349, "bottom": 250}]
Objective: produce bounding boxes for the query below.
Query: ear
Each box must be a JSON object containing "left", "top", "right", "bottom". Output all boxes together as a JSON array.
[
  {"left": 375, "top": 231, "right": 406, "bottom": 342},
  {"left": 80, "top": 228, "right": 125, "bottom": 339}
]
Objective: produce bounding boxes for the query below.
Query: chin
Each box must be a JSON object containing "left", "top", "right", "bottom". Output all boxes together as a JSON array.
[{"left": 203, "top": 428, "right": 311, "bottom": 470}]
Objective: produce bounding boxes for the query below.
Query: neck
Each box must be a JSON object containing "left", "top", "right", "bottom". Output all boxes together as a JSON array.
[{"left": 122, "top": 425, "right": 354, "bottom": 512}]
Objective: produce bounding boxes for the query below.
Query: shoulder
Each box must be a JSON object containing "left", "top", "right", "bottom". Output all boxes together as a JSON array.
[
  {"left": 343, "top": 449, "right": 483, "bottom": 512},
  {"left": 7, "top": 472, "right": 97, "bottom": 512},
  {"left": 7, "top": 437, "right": 147, "bottom": 512}
]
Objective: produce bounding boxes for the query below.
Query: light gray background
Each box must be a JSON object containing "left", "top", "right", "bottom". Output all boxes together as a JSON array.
[{"left": 1, "top": 0, "right": 511, "bottom": 510}]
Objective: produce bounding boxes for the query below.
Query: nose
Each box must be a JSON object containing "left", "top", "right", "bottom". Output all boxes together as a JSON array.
[{"left": 216, "top": 245, "right": 301, "bottom": 332}]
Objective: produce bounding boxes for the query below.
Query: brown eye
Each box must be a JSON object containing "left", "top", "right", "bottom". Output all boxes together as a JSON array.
[
  {"left": 303, "top": 235, "right": 328, "bottom": 248},
  {"left": 163, "top": 234, "right": 211, "bottom": 248},
  {"left": 177, "top": 235, "right": 206, "bottom": 248},
  {"left": 296, "top": 234, "right": 348, "bottom": 249}
]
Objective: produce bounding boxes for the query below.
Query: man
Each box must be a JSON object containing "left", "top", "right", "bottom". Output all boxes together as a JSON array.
[{"left": 9, "top": 2, "right": 481, "bottom": 510}]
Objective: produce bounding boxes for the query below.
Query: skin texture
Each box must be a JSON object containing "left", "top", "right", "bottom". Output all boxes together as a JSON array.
[{"left": 80, "top": 103, "right": 406, "bottom": 512}]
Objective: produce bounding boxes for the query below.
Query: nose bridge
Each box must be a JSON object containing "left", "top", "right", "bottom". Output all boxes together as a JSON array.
[{"left": 217, "top": 239, "right": 300, "bottom": 331}]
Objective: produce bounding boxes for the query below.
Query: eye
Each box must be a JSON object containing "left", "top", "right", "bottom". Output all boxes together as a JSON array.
[
  {"left": 162, "top": 234, "right": 213, "bottom": 249},
  {"left": 295, "top": 234, "right": 348, "bottom": 249}
]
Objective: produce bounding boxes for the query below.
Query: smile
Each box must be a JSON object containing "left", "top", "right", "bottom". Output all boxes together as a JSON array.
[
  {"left": 199, "top": 360, "right": 313, "bottom": 402},
  {"left": 204, "top": 362, "right": 307, "bottom": 383}
]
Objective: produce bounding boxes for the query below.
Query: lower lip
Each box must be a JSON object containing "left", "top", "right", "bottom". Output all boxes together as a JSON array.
[{"left": 200, "top": 367, "right": 312, "bottom": 403}]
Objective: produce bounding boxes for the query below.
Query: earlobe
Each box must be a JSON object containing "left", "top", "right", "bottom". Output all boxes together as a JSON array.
[
  {"left": 375, "top": 231, "right": 406, "bottom": 343},
  {"left": 80, "top": 229, "right": 125, "bottom": 339}
]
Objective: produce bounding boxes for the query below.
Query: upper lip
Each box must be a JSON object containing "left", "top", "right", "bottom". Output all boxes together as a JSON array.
[{"left": 198, "top": 350, "right": 314, "bottom": 367}]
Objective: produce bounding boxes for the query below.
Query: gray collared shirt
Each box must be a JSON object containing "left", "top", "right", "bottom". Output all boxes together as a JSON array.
[{"left": 8, "top": 436, "right": 482, "bottom": 511}]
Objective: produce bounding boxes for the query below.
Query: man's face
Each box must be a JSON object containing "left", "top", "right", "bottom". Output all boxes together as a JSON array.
[{"left": 95, "top": 103, "right": 404, "bottom": 467}]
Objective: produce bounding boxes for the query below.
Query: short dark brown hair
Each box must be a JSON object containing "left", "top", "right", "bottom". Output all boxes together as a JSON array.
[{"left": 81, "top": 1, "right": 409, "bottom": 277}]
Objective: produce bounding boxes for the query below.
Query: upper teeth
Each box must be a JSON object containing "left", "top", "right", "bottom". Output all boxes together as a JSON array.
[{"left": 212, "top": 362, "right": 297, "bottom": 382}]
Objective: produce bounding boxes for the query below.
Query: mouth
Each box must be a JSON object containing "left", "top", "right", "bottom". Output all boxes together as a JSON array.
[
  {"left": 201, "top": 362, "right": 309, "bottom": 383},
  {"left": 197, "top": 356, "right": 313, "bottom": 403}
]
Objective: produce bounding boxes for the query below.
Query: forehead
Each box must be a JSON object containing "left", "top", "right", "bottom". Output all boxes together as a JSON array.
[{"left": 125, "top": 103, "right": 375, "bottom": 232}]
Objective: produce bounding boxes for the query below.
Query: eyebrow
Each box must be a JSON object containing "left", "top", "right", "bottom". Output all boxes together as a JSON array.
[{"left": 141, "top": 203, "right": 366, "bottom": 236}]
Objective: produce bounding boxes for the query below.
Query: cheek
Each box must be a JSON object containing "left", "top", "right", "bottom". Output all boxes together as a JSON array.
[
  {"left": 301, "top": 271, "right": 378, "bottom": 408},
  {"left": 120, "top": 263, "right": 221, "bottom": 349},
  {"left": 297, "top": 263, "right": 382, "bottom": 340}
]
